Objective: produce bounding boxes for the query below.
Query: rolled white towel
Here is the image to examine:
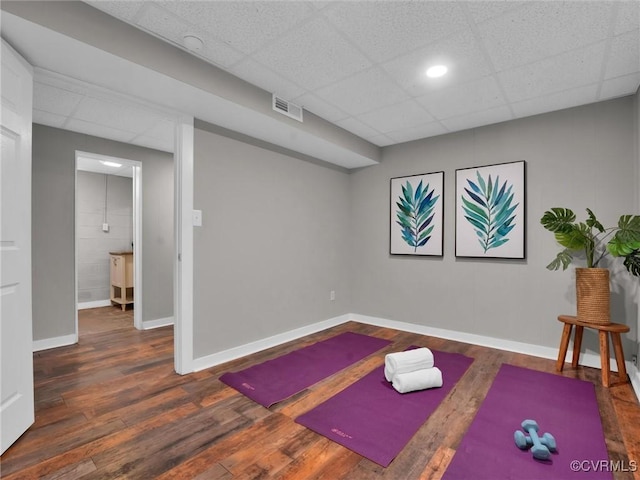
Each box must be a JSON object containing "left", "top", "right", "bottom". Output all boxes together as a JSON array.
[
  {"left": 384, "top": 347, "right": 434, "bottom": 382},
  {"left": 392, "top": 367, "right": 443, "bottom": 394}
]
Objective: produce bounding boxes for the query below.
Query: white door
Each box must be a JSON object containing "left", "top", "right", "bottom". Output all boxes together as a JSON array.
[{"left": 1, "top": 39, "right": 34, "bottom": 455}]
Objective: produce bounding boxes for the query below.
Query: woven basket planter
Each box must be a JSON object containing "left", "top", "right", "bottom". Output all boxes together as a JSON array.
[{"left": 575, "top": 268, "right": 611, "bottom": 325}]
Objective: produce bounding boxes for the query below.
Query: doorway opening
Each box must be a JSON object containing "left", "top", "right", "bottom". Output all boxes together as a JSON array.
[{"left": 75, "top": 151, "right": 143, "bottom": 336}]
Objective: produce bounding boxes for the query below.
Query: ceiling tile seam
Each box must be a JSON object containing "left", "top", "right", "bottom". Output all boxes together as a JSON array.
[
  {"left": 33, "top": 82, "right": 84, "bottom": 118},
  {"left": 60, "top": 92, "right": 88, "bottom": 131},
  {"left": 116, "top": 2, "right": 251, "bottom": 72},
  {"left": 291, "top": 65, "right": 394, "bottom": 116},
  {"left": 185, "top": 3, "right": 325, "bottom": 77},
  {"left": 337, "top": 115, "right": 389, "bottom": 139},
  {"left": 68, "top": 115, "right": 136, "bottom": 140},
  {"left": 297, "top": 7, "right": 465, "bottom": 101},
  {"left": 231, "top": 5, "right": 323, "bottom": 57},
  {"left": 595, "top": 2, "right": 621, "bottom": 101},
  {"left": 487, "top": 34, "right": 628, "bottom": 77},
  {"left": 318, "top": 10, "right": 475, "bottom": 107},
  {"left": 35, "top": 67, "right": 181, "bottom": 123},
  {"left": 322, "top": 6, "right": 471, "bottom": 70},
  {"left": 508, "top": 80, "right": 603, "bottom": 111},
  {"left": 459, "top": 3, "right": 515, "bottom": 121},
  {"left": 265, "top": 13, "right": 381, "bottom": 96},
  {"left": 157, "top": 5, "right": 359, "bottom": 124}
]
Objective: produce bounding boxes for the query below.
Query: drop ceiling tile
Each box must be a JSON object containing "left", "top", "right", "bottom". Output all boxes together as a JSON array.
[
  {"left": 252, "top": 17, "right": 371, "bottom": 90},
  {"left": 314, "top": 67, "right": 409, "bottom": 116},
  {"left": 464, "top": 1, "right": 528, "bottom": 24},
  {"left": 228, "top": 58, "right": 306, "bottom": 100},
  {"left": 614, "top": 1, "right": 640, "bottom": 35},
  {"left": 292, "top": 92, "right": 349, "bottom": 123},
  {"left": 440, "top": 105, "right": 512, "bottom": 132},
  {"left": 511, "top": 84, "right": 599, "bottom": 119},
  {"left": 478, "top": 1, "right": 613, "bottom": 72},
  {"left": 385, "top": 121, "right": 449, "bottom": 144},
  {"left": 335, "top": 117, "right": 382, "bottom": 139},
  {"left": 85, "top": 1, "right": 145, "bottom": 22},
  {"left": 498, "top": 42, "right": 606, "bottom": 103},
  {"left": 599, "top": 73, "right": 640, "bottom": 100},
  {"left": 33, "top": 109, "right": 67, "bottom": 128},
  {"left": 66, "top": 118, "right": 136, "bottom": 144},
  {"left": 33, "top": 82, "right": 83, "bottom": 115},
  {"left": 381, "top": 29, "right": 493, "bottom": 97},
  {"left": 73, "top": 97, "right": 165, "bottom": 135},
  {"left": 131, "top": 134, "right": 174, "bottom": 153},
  {"left": 135, "top": 4, "right": 244, "bottom": 68},
  {"left": 367, "top": 134, "right": 395, "bottom": 147},
  {"left": 324, "top": 1, "right": 467, "bottom": 63},
  {"left": 161, "top": 1, "right": 315, "bottom": 55},
  {"left": 357, "top": 100, "right": 434, "bottom": 134},
  {"left": 416, "top": 75, "right": 506, "bottom": 120},
  {"left": 604, "top": 30, "right": 640, "bottom": 80}
]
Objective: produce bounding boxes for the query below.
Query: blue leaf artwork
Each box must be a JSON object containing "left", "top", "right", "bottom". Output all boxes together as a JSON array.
[
  {"left": 461, "top": 171, "right": 519, "bottom": 253},
  {"left": 395, "top": 179, "right": 440, "bottom": 252}
]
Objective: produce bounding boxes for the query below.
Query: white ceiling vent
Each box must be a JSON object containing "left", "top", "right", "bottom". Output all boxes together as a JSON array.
[{"left": 272, "top": 94, "right": 303, "bottom": 122}]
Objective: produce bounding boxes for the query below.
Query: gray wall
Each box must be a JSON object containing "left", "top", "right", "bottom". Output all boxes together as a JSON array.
[
  {"left": 77, "top": 171, "right": 133, "bottom": 305},
  {"left": 350, "top": 97, "right": 638, "bottom": 355},
  {"left": 193, "top": 123, "right": 351, "bottom": 358},
  {"left": 32, "top": 124, "right": 174, "bottom": 341},
  {"left": 636, "top": 87, "right": 640, "bottom": 366}
]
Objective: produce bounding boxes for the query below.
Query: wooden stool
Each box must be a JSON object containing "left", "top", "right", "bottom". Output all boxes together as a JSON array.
[{"left": 556, "top": 315, "right": 630, "bottom": 387}]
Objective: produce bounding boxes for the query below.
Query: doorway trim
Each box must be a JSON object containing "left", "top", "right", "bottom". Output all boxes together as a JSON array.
[
  {"left": 174, "top": 117, "right": 194, "bottom": 375},
  {"left": 74, "top": 151, "right": 143, "bottom": 333}
]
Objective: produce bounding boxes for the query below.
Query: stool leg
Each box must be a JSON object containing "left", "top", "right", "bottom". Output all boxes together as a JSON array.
[
  {"left": 599, "top": 331, "right": 610, "bottom": 387},
  {"left": 611, "top": 333, "right": 628, "bottom": 383},
  {"left": 571, "top": 326, "right": 584, "bottom": 368},
  {"left": 556, "top": 324, "right": 573, "bottom": 372}
]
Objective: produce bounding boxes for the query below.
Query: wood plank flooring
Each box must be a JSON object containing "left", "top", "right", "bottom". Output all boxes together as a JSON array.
[{"left": 1, "top": 307, "right": 639, "bottom": 479}]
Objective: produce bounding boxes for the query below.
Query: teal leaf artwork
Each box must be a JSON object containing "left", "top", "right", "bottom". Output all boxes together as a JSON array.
[
  {"left": 396, "top": 180, "right": 439, "bottom": 252},
  {"left": 461, "top": 171, "right": 519, "bottom": 253},
  {"left": 390, "top": 172, "right": 444, "bottom": 256}
]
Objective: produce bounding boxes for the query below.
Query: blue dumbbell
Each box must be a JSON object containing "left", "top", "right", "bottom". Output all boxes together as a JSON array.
[{"left": 514, "top": 419, "right": 557, "bottom": 460}]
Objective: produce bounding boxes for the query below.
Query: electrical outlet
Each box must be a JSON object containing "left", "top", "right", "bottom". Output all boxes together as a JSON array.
[
  {"left": 102, "top": 223, "right": 109, "bottom": 232},
  {"left": 633, "top": 355, "right": 638, "bottom": 367},
  {"left": 330, "top": 290, "right": 335, "bottom": 301}
]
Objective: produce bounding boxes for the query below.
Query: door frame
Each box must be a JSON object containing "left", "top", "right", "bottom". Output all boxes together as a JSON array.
[
  {"left": 174, "top": 117, "right": 194, "bottom": 375},
  {"left": 74, "top": 151, "right": 143, "bottom": 332}
]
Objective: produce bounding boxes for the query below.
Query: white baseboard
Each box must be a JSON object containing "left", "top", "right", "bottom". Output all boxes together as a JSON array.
[
  {"left": 630, "top": 364, "right": 640, "bottom": 399},
  {"left": 142, "top": 316, "right": 174, "bottom": 330},
  {"left": 78, "top": 300, "right": 111, "bottom": 310},
  {"left": 190, "top": 311, "right": 640, "bottom": 401},
  {"left": 351, "top": 313, "right": 632, "bottom": 374},
  {"left": 192, "top": 314, "right": 350, "bottom": 372},
  {"left": 33, "top": 333, "right": 77, "bottom": 352}
]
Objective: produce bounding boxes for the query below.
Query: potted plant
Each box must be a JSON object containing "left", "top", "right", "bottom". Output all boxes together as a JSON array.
[{"left": 540, "top": 208, "right": 640, "bottom": 325}]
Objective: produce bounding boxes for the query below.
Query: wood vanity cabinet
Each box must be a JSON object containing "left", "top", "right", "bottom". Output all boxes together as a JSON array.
[{"left": 110, "top": 251, "right": 133, "bottom": 311}]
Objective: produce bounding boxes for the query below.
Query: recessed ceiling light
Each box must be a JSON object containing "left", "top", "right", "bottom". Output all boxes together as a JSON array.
[
  {"left": 426, "top": 65, "right": 448, "bottom": 78},
  {"left": 183, "top": 34, "right": 204, "bottom": 52},
  {"left": 100, "top": 160, "right": 122, "bottom": 168}
]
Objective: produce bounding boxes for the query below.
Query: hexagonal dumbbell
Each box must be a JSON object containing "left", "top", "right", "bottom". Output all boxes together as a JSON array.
[{"left": 514, "top": 419, "right": 557, "bottom": 460}]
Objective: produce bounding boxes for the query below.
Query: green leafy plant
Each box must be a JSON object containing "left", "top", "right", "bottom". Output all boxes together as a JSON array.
[{"left": 540, "top": 208, "right": 640, "bottom": 276}]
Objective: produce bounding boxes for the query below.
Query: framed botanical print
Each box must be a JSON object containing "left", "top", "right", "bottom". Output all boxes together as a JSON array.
[
  {"left": 455, "top": 161, "right": 525, "bottom": 259},
  {"left": 390, "top": 171, "right": 444, "bottom": 256}
]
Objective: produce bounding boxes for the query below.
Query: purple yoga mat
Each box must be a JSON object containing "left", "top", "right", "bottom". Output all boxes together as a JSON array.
[
  {"left": 295, "top": 349, "right": 473, "bottom": 467},
  {"left": 219, "top": 331, "right": 390, "bottom": 407},
  {"left": 443, "top": 364, "right": 612, "bottom": 480}
]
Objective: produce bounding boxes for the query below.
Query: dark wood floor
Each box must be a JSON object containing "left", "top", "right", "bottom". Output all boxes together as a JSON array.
[{"left": 1, "top": 307, "right": 639, "bottom": 479}]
